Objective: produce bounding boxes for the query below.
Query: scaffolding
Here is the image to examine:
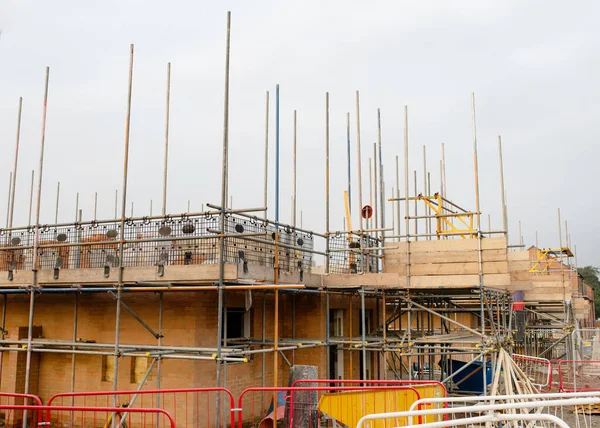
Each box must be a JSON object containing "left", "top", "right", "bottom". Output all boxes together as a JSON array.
[{"left": 0, "top": 10, "right": 592, "bottom": 428}]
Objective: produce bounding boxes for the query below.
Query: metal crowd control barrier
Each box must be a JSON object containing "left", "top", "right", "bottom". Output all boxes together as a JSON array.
[
  {"left": 0, "top": 405, "right": 174, "bottom": 427},
  {"left": 237, "top": 386, "right": 422, "bottom": 428},
  {"left": 557, "top": 360, "right": 600, "bottom": 392},
  {"left": 48, "top": 387, "right": 235, "bottom": 427},
  {"left": 513, "top": 353, "right": 553, "bottom": 391},
  {"left": 356, "top": 396, "right": 600, "bottom": 427},
  {"left": 0, "top": 392, "right": 43, "bottom": 426}
]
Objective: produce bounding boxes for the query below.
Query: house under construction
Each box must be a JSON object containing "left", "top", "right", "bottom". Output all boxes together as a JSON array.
[{"left": 0, "top": 12, "right": 594, "bottom": 428}]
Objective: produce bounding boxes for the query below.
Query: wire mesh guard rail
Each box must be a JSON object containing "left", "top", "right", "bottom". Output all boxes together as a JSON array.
[
  {"left": 356, "top": 395, "right": 600, "bottom": 427},
  {"left": 558, "top": 359, "right": 600, "bottom": 392},
  {"left": 47, "top": 387, "right": 235, "bottom": 427},
  {"left": 0, "top": 392, "right": 43, "bottom": 427},
  {"left": 0, "top": 213, "right": 314, "bottom": 274},
  {"left": 328, "top": 232, "right": 380, "bottom": 274},
  {"left": 237, "top": 385, "right": 425, "bottom": 428},
  {"left": 513, "top": 353, "right": 553, "bottom": 392}
]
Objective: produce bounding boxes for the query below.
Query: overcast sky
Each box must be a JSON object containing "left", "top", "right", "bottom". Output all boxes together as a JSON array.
[{"left": 0, "top": 0, "right": 598, "bottom": 266}]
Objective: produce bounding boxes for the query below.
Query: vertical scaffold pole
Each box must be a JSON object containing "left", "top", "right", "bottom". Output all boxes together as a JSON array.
[
  {"left": 427, "top": 172, "right": 432, "bottom": 239},
  {"left": 470, "top": 92, "right": 486, "bottom": 396},
  {"left": 403, "top": 106, "right": 411, "bottom": 380},
  {"left": 325, "top": 93, "right": 330, "bottom": 275},
  {"left": 558, "top": 209, "right": 566, "bottom": 317},
  {"left": 373, "top": 143, "right": 378, "bottom": 235},
  {"left": 382, "top": 291, "right": 387, "bottom": 379},
  {"left": 216, "top": 12, "right": 231, "bottom": 428},
  {"left": 360, "top": 287, "right": 367, "bottom": 381},
  {"left": 413, "top": 170, "right": 417, "bottom": 240},
  {"left": 471, "top": 93, "right": 481, "bottom": 230},
  {"left": 377, "top": 109, "right": 384, "bottom": 239},
  {"left": 261, "top": 91, "right": 269, "bottom": 402},
  {"left": 114, "top": 45, "right": 135, "bottom": 413},
  {"left": 441, "top": 143, "right": 447, "bottom": 232},
  {"left": 423, "top": 145, "right": 429, "bottom": 240},
  {"left": 25, "top": 66, "right": 50, "bottom": 425},
  {"left": 346, "top": 112, "right": 352, "bottom": 214},
  {"left": 8, "top": 97, "right": 23, "bottom": 229},
  {"left": 368, "top": 159, "right": 373, "bottom": 231},
  {"left": 162, "top": 62, "right": 171, "bottom": 216},
  {"left": 54, "top": 182, "right": 60, "bottom": 224},
  {"left": 395, "top": 156, "right": 400, "bottom": 241},
  {"left": 293, "top": 110, "right": 297, "bottom": 231},
  {"left": 498, "top": 136, "right": 508, "bottom": 244},
  {"left": 356, "top": 91, "right": 363, "bottom": 230},
  {"left": 272, "top": 82, "right": 280, "bottom": 422},
  {"left": 0, "top": 296, "right": 6, "bottom": 389},
  {"left": 70, "top": 291, "right": 79, "bottom": 409},
  {"left": 325, "top": 291, "right": 331, "bottom": 379},
  {"left": 263, "top": 91, "right": 269, "bottom": 219},
  {"left": 93, "top": 192, "right": 97, "bottom": 221}
]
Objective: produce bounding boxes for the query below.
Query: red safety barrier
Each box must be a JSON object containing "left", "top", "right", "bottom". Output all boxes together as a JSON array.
[
  {"left": 0, "top": 392, "right": 43, "bottom": 426},
  {"left": 550, "top": 359, "right": 563, "bottom": 391},
  {"left": 513, "top": 354, "right": 553, "bottom": 392},
  {"left": 237, "top": 385, "right": 421, "bottom": 428},
  {"left": 48, "top": 387, "right": 235, "bottom": 427},
  {"left": 291, "top": 378, "right": 448, "bottom": 396},
  {"left": 557, "top": 360, "right": 600, "bottom": 392},
  {"left": 0, "top": 404, "right": 175, "bottom": 427}
]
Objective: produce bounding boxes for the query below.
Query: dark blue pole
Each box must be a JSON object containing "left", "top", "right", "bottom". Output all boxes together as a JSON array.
[{"left": 275, "top": 84, "right": 280, "bottom": 228}]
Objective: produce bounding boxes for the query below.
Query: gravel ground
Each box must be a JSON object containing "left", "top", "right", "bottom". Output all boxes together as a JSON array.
[{"left": 556, "top": 407, "right": 600, "bottom": 427}]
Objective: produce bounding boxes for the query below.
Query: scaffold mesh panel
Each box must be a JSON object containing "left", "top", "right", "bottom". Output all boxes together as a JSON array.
[
  {"left": 327, "top": 232, "right": 379, "bottom": 274},
  {"left": 0, "top": 214, "right": 314, "bottom": 274}
]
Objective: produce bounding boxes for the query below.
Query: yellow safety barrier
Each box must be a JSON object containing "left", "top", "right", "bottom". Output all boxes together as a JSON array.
[{"left": 318, "top": 384, "right": 445, "bottom": 427}]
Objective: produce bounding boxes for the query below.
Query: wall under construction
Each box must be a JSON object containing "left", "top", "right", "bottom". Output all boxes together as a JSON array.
[{"left": 0, "top": 11, "right": 593, "bottom": 427}]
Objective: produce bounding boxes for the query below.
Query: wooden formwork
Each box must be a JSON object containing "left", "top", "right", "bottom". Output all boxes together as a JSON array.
[
  {"left": 381, "top": 237, "right": 509, "bottom": 289},
  {"left": 507, "top": 249, "right": 582, "bottom": 304}
]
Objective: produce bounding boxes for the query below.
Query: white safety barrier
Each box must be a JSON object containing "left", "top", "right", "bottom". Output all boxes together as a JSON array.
[
  {"left": 407, "top": 391, "right": 600, "bottom": 427},
  {"left": 409, "top": 390, "right": 600, "bottom": 411},
  {"left": 355, "top": 396, "right": 600, "bottom": 428},
  {"left": 404, "top": 413, "right": 569, "bottom": 428}
]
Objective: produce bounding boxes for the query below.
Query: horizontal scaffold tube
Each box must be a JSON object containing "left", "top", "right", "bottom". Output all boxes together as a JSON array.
[{"left": 0, "top": 284, "right": 306, "bottom": 293}]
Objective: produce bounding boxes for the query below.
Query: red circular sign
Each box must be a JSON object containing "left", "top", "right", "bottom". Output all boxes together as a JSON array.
[{"left": 362, "top": 205, "right": 373, "bottom": 219}]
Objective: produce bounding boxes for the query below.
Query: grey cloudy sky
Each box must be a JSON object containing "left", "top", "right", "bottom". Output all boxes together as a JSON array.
[{"left": 0, "top": 0, "right": 598, "bottom": 266}]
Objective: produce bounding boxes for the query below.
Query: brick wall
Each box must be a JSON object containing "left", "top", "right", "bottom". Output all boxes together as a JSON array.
[{"left": 0, "top": 290, "right": 330, "bottom": 423}]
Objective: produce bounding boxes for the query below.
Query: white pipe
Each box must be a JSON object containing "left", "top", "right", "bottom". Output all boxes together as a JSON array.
[
  {"left": 355, "top": 397, "right": 600, "bottom": 428},
  {"left": 409, "top": 391, "right": 600, "bottom": 412},
  {"left": 399, "top": 413, "right": 569, "bottom": 428}
]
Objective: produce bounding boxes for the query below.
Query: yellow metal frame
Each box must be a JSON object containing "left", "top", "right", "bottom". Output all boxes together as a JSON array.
[
  {"left": 530, "top": 247, "right": 573, "bottom": 274},
  {"left": 416, "top": 194, "right": 476, "bottom": 239}
]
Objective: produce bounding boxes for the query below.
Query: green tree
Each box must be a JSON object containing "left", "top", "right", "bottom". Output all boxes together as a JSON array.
[{"left": 578, "top": 266, "right": 600, "bottom": 318}]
